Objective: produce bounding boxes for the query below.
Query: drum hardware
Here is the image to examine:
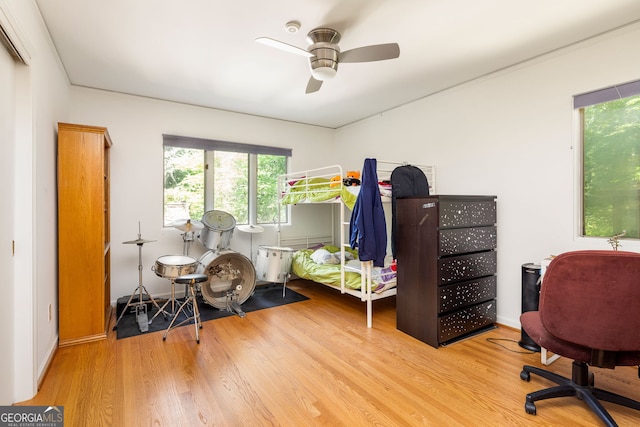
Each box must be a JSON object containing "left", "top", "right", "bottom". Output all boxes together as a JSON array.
[
  {"left": 149, "top": 254, "right": 198, "bottom": 323},
  {"left": 255, "top": 246, "right": 295, "bottom": 297},
  {"left": 204, "top": 283, "right": 248, "bottom": 318},
  {"left": 200, "top": 210, "right": 236, "bottom": 252},
  {"left": 171, "top": 218, "right": 205, "bottom": 256},
  {"left": 163, "top": 273, "right": 208, "bottom": 344},
  {"left": 114, "top": 222, "right": 165, "bottom": 333},
  {"left": 148, "top": 279, "right": 179, "bottom": 324},
  {"left": 237, "top": 224, "right": 264, "bottom": 263},
  {"left": 228, "top": 293, "right": 247, "bottom": 318},
  {"left": 135, "top": 304, "right": 149, "bottom": 332}
]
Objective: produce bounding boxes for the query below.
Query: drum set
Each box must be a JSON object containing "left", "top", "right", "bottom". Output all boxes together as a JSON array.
[{"left": 115, "top": 210, "right": 294, "bottom": 341}]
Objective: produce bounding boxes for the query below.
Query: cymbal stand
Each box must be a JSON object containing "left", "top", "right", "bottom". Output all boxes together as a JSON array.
[
  {"left": 182, "top": 230, "right": 196, "bottom": 256},
  {"left": 114, "top": 232, "right": 166, "bottom": 332}
]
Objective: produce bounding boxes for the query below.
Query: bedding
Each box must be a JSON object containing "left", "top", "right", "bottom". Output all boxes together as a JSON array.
[
  {"left": 292, "top": 246, "right": 397, "bottom": 292},
  {"left": 281, "top": 177, "right": 357, "bottom": 209}
]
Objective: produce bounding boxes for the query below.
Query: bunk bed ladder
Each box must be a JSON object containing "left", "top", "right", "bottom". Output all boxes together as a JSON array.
[{"left": 339, "top": 191, "right": 347, "bottom": 295}]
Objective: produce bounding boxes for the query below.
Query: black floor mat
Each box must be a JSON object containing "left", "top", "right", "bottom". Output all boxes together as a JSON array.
[{"left": 114, "top": 284, "right": 308, "bottom": 339}]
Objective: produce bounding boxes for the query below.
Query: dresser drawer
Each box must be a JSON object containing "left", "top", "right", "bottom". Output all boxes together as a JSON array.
[
  {"left": 438, "top": 300, "right": 497, "bottom": 343},
  {"left": 438, "top": 251, "right": 497, "bottom": 285},
  {"left": 438, "top": 276, "right": 496, "bottom": 314},
  {"left": 439, "top": 226, "right": 497, "bottom": 256},
  {"left": 439, "top": 199, "right": 496, "bottom": 228}
]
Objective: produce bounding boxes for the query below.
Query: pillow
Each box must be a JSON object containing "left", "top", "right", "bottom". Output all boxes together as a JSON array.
[
  {"left": 310, "top": 248, "right": 340, "bottom": 265},
  {"left": 310, "top": 248, "right": 355, "bottom": 264}
]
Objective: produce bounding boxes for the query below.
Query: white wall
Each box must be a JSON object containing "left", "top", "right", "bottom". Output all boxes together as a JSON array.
[
  {"left": 335, "top": 22, "right": 640, "bottom": 328},
  {"left": 69, "top": 88, "right": 335, "bottom": 301}
]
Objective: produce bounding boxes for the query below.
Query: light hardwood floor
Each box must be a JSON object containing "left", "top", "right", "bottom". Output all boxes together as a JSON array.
[{"left": 18, "top": 279, "right": 640, "bottom": 426}]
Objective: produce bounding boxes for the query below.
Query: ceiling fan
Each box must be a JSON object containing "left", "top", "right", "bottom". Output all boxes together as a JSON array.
[{"left": 256, "top": 27, "right": 400, "bottom": 94}]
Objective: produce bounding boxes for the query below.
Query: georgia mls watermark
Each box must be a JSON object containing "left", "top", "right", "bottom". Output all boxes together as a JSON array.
[{"left": 0, "top": 406, "right": 63, "bottom": 427}]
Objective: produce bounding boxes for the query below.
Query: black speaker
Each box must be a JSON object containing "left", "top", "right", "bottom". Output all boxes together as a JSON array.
[{"left": 519, "top": 263, "right": 541, "bottom": 352}]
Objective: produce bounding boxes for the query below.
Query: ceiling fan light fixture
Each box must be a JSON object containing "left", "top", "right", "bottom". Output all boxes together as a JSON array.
[{"left": 310, "top": 65, "right": 337, "bottom": 81}]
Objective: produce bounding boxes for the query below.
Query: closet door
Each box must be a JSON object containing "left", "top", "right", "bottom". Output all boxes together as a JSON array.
[{"left": 0, "top": 27, "right": 16, "bottom": 406}]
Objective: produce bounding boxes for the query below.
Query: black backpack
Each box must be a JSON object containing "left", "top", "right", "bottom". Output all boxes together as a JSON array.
[{"left": 390, "top": 165, "right": 430, "bottom": 259}]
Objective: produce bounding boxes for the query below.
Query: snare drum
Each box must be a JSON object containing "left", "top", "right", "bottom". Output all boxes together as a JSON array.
[
  {"left": 197, "top": 250, "right": 256, "bottom": 309},
  {"left": 153, "top": 255, "right": 198, "bottom": 279},
  {"left": 255, "top": 246, "right": 295, "bottom": 283},
  {"left": 200, "top": 210, "right": 236, "bottom": 251}
]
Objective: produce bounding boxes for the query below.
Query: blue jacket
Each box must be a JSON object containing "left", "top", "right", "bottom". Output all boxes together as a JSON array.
[{"left": 349, "top": 158, "right": 387, "bottom": 267}]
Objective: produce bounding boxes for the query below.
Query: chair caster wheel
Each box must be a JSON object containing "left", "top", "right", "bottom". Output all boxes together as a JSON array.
[
  {"left": 520, "top": 370, "right": 530, "bottom": 381},
  {"left": 525, "top": 401, "right": 536, "bottom": 415},
  {"left": 196, "top": 339, "right": 200, "bottom": 344},
  {"left": 163, "top": 337, "right": 166, "bottom": 341}
]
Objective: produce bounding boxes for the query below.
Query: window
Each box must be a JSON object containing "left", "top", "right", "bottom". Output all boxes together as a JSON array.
[
  {"left": 575, "top": 80, "right": 640, "bottom": 239},
  {"left": 163, "top": 135, "right": 290, "bottom": 227}
]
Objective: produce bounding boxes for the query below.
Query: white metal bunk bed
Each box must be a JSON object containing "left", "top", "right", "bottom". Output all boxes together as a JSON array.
[{"left": 277, "top": 161, "right": 435, "bottom": 328}]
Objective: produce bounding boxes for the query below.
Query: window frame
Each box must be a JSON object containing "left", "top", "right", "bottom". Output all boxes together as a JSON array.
[
  {"left": 574, "top": 79, "right": 640, "bottom": 245},
  {"left": 162, "top": 134, "right": 291, "bottom": 227}
]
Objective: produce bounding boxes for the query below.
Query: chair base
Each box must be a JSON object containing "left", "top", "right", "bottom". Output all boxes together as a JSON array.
[{"left": 521, "top": 361, "right": 640, "bottom": 427}]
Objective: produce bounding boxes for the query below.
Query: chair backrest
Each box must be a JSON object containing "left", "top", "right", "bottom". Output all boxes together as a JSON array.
[{"left": 540, "top": 250, "right": 640, "bottom": 352}]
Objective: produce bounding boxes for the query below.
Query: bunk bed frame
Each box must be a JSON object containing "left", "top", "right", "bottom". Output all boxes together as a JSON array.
[{"left": 277, "top": 161, "right": 435, "bottom": 327}]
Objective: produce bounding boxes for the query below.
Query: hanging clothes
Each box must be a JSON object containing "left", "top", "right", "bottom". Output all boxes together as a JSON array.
[
  {"left": 349, "top": 158, "right": 387, "bottom": 267},
  {"left": 390, "top": 164, "right": 430, "bottom": 259}
]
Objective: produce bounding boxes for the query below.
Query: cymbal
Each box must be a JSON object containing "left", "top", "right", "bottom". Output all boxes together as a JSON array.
[
  {"left": 123, "top": 238, "right": 157, "bottom": 245},
  {"left": 172, "top": 218, "right": 204, "bottom": 232},
  {"left": 237, "top": 224, "right": 264, "bottom": 234}
]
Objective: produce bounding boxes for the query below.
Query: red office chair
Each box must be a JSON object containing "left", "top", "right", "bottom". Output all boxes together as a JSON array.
[{"left": 520, "top": 250, "right": 640, "bottom": 427}]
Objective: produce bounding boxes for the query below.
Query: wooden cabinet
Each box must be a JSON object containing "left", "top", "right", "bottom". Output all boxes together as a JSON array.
[
  {"left": 396, "top": 195, "right": 497, "bottom": 348},
  {"left": 57, "top": 123, "right": 112, "bottom": 346}
]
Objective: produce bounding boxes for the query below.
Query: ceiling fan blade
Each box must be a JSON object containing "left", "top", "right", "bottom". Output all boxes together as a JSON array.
[
  {"left": 255, "top": 37, "right": 312, "bottom": 58},
  {"left": 339, "top": 43, "right": 400, "bottom": 63},
  {"left": 305, "top": 76, "right": 323, "bottom": 94}
]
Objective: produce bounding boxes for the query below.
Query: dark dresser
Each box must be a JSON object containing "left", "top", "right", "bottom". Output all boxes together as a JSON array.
[{"left": 396, "top": 195, "right": 497, "bottom": 348}]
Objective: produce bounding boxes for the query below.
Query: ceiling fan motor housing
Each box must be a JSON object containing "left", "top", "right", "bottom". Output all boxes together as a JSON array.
[
  {"left": 309, "top": 42, "right": 340, "bottom": 80},
  {"left": 307, "top": 28, "right": 341, "bottom": 81}
]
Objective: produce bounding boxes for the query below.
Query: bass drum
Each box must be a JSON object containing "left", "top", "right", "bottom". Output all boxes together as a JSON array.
[{"left": 197, "top": 250, "right": 256, "bottom": 309}]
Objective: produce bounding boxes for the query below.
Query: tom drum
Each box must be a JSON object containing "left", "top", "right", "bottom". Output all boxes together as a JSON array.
[
  {"left": 197, "top": 250, "right": 256, "bottom": 309},
  {"left": 200, "top": 210, "right": 236, "bottom": 251},
  {"left": 255, "top": 246, "right": 295, "bottom": 283},
  {"left": 153, "top": 255, "right": 198, "bottom": 279}
]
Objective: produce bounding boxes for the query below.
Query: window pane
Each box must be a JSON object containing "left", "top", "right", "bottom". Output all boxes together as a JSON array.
[
  {"left": 163, "top": 138, "right": 289, "bottom": 227},
  {"left": 213, "top": 151, "right": 248, "bottom": 224},
  {"left": 257, "top": 154, "right": 287, "bottom": 224},
  {"left": 163, "top": 146, "right": 204, "bottom": 226},
  {"left": 583, "top": 95, "right": 640, "bottom": 238}
]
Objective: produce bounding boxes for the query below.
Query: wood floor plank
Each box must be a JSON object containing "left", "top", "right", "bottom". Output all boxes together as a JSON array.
[{"left": 17, "top": 279, "right": 640, "bottom": 426}]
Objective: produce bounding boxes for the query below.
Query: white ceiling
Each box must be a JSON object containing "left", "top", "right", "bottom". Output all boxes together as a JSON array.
[{"left": 36, "top": 0, "right": 640, "bottom": 129}]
